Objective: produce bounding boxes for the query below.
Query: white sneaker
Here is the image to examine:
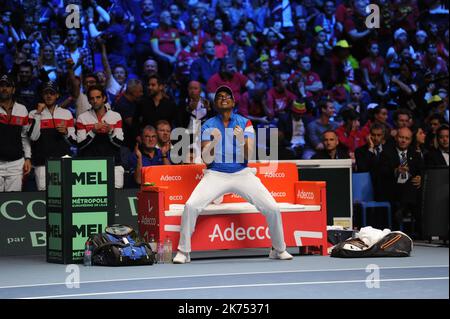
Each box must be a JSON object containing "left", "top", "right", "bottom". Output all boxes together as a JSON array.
[
  {"left": 173, "top": 251, "right": 191, "bottom": 264},
  {"left": 269, "top": 249, "right": 293, "bottom": 260}
]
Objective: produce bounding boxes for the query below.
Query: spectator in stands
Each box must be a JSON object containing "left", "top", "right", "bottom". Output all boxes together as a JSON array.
[
  {"left": 133, "top": 75, "right": 178, "bottom": 130},
  {"left": 311, "top": 130, "right": 350, "bottom": 159},
  {"left": 425, "top": 124, "right": 449, "bottom": 167},
  {"left": 37, "top": 43, "right": 60, "bottom": 83},
  {"left": 151, "top": 10, "right": 182, "bottom": 80},
  {"left": 130, "top": 125, "right": 171, "bottom": 185},
  {"left": 155, "top": 120, "right": 173, "bottom": 160},
  {"left": 390, "top": 109, "right": 414, "bottom": 140},
  {"left": 266, "top": 73, "right": 297, "bottom": 118},
  {"left": 76, "top": 85, "right": 124, "bottom": 189},
  {"left": 425, "top": 113, "right": 447, "bottom": 150},
  {"left": 178, "top": 80, "right": 214, "bottom": 162},
  {"left": 186, "top": 15, "right": 210, "bottom": 53},
  {"left": 410, "top": 125, "right": 428, "bottom": 164},
  {"left": 291, "top": 55, "right": 323, "bottom": 98},
  {"left": 28, "top": 81, "right": 76, "bottom": 190},
  {"left": 422, "top": 43, "right": 448, "bottom": 76},
  {"left": 378, "top": 127, "right": 423, "bottom": 231},
  {"left": 335, "top": 108, "right": 367, "bottom": 157},
  {"left": 206, "top": 56, "right": 254, "bottom": 106},
  {"left": 56, "top": 29, "right": 93, "bottom": 77},
  {"left": 311, "top": 42, "right": 332, "bottom": 88},
  {"left": 303, "top": 98, "right": 339, "bottom": 159},
  {"left": 14, "top": 61, "right": 40, "bottom": 111},
  {"left": 277, "top": 99, "right": 308, "bottom": 158},
  {"left": 142, "top": 58, "right": 159, "bottom": 80},
  {"left": 360, "top": 42, "right": 389, "bottom": 101},
  {"left": 113, "top": 79, "right": 144, "bottom": 161},
  {"left": 238, "top": 82, "right": 270, "bottom": 126},
  {"left": 132, "top": 0, "right": 159, "bottom": 72},
  {"left": 355, "top": 123, "right": 386, "bottom": 200},
  {"left": 190, "top": 40, "right": 221, "bottom": 87}
]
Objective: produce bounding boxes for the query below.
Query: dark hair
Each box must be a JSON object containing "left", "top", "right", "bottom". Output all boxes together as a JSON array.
[
  {"left": 428, "top": 113, "right": 446, "bottom": 124},
  {"left": 437, "top": 124, "right": 449, "bottom": 137},
  {"left": 86, "top": 84, "right": 106, "bottom": 98},
  {"left": 318, "top": 98, "right": 333, "bottom": 113},
  {"left": 113, "top": 64, "right": 128, "bottom": 77},
  {"left": 341, "top": 108, "right": 360, "bottom": 123},
  {"left": 19, "top": 61, "right": 33, "bottom": 70},
  {"left": 393, "top": 108, "right": 412, "bottom": 122},
  {"left": 148, "top": 74, "right": 164, "bottom": 86},
  {"left": 155, "top": 120, "right": 171, "bottom": 130},
  {"left": 322, "top": 129, "right": 337, "bottom": 140},
  {"left": 370, "top": 123, "right": 386, "bottom": 135}
]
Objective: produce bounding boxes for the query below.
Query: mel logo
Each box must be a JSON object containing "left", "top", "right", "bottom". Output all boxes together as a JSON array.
[
  {"left": 72, "top": 172, "right": 107, "bottom": 185},
  {"left": 72, "top": 224, "right": 103, "bottom": 238},
  {"left": 48, "top": 173, "right": 61, "bottom": 185}
]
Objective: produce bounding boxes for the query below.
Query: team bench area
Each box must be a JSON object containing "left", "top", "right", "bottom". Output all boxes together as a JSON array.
[{"left": 137, "top": 162, "right": 328, "bottom": 256}]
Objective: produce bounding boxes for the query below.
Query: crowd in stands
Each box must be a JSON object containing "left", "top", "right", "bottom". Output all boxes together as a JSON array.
[{"left": 0, "top": 0, "right": 449, "bottom": 233}]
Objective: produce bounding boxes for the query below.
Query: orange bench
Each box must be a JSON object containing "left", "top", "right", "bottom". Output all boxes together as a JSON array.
[{"left": 137, "top": 162, "right": 328, "bottom": 255}]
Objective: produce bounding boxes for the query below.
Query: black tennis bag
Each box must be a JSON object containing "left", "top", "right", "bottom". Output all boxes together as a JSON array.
[
  {"left": 88, "top": 224, "right": 156, "bottom": 266},
  {"left": 331, "top": 231, "right": 413, "bottom": 258}
]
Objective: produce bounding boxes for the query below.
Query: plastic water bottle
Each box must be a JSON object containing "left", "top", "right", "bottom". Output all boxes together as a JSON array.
[
  {"left": 83, "top": 241, "right": 92, "bottom": 266},
  {"left": 157, "top": 242, "right": 165, "bottom": 264},
  {"left": 149, "top": 234, "right": 157, "bottom": 253},
  {"left": 164, "top": 237, "right": 173, "bottom": 264}
]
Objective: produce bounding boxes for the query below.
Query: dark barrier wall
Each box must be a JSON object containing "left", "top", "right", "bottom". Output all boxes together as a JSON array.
[
  {"left": 421, "top": 168, "right": 449, "bottom": 240},
  {"left": 299, "top": 168, "right": 351, "bottom": 225},
  {"left": 0, "top": 189, "right": 139, "bottom": 256}
]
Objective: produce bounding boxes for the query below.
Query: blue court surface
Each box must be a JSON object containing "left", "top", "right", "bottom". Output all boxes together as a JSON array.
[{"left": 0, "top": 245, "right": 447, "bottom": 299}]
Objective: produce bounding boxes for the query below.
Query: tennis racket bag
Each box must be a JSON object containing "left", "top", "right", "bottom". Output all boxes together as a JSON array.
[
  {"left": 88, "top": 224, "right": 156, "bottom": 266},
  {"left": 331, "top": 231, "right": 413, "bottom": 258}
]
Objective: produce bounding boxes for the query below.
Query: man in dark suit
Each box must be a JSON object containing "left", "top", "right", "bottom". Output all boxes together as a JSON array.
[
  {"left": 355, "top": 123, "right": 386, "bottom": 200},
  {"left": 425, "top": 125, "right": 449, "bottom": 167},
  {"left": 311, "top": 130, "right": 350, "bottom": 159},
  {"left": 378, "top": 127, "right": 423, "bottom": 233}
]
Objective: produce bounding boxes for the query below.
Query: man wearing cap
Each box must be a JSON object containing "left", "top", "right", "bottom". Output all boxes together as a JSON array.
[
  {"left": 173, "top": 85, "right": 293, "bottom": 264},
  {"left": 28, "top": 81, "right": 76, "bottom": 191},
  {"left": 0, "top": 74, "right": 32, "bottom": 192}
]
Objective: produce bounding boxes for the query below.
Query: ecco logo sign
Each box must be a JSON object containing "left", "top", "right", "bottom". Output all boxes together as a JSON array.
[
  {"left": 297, "top": 190, "right": 315, "bottom": 200},
  {"left": 0, "top": 200, "right": 46, "bottom": 221},
  {"left": 140, "top": 216, "right": 157, "bottom": 226},
  {"left": 270, "top": 191, "right": 286, "bottom": 198},
  {"left": 169, "top": 195, "right": 183, "bottom": 201},
  {"left": 264, "top": 172, "right": 285, "bottom": 178},
  {"left": 160, "top": 175, "right": 182, "bottom": 181},
  {"left": 208, "top": 223, "right": 271, "bottom": 242}
]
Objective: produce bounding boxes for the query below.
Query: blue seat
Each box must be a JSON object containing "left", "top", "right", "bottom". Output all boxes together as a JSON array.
[{"left": 352, "top": 172, "right": 392, "bottom": 229}]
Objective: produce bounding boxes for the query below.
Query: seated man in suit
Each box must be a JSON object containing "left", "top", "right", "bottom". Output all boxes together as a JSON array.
[
  {"left": 311, "top": 130, "right": 350, "bottom": 160},
  {"left": 378, "top": 127, "right": 423, "bottom": 234},
  {"left": 425, "top": 125, "right": 449, "bottom": 167},
  {"left": 355, "top": 123, "right": 386, "bottom": 200}
]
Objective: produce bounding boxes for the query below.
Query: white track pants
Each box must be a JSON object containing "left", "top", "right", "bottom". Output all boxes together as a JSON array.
[
  {"left": 177, "top": 167, "right": 287, "bottom": 253},
  {"left": 0, "top": 158, "right": 24, "bottom": 192}
]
